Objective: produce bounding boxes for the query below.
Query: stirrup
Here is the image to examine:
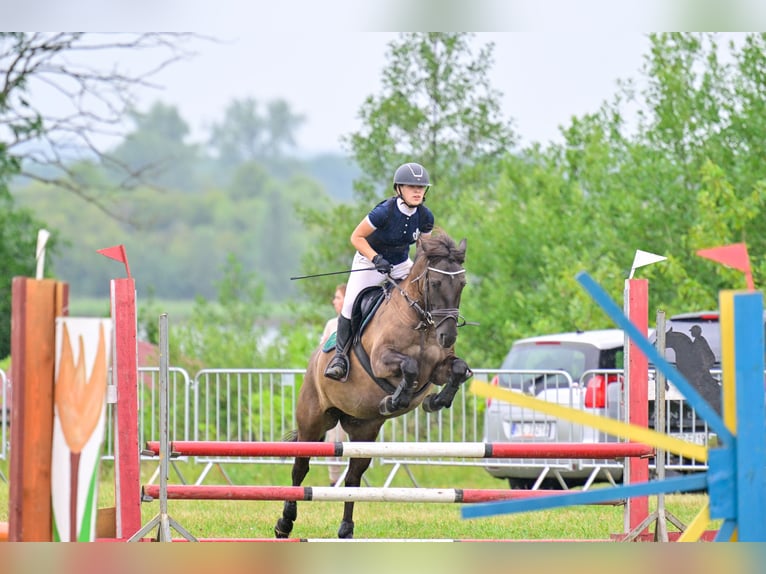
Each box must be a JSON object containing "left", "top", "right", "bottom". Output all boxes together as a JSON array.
[{"left": 324, "top": 354, "right": 349, "bottom": 381}]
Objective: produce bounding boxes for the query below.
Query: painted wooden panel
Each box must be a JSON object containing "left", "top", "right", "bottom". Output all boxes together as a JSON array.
[{"left": 51, "top": 317, "right": 112, "bottom": 542}]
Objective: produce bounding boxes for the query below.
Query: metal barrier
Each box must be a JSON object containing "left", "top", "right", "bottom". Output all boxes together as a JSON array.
[
  {"left": 103, "top": 366, "right": 194, "bottom": 483},
  {"left": 480, "top": 367, "right": 719, "bottom": 488},
  {"left": 102, "top": 366, "right": 193, "bottom": 461},
  {"left": 164, "top": 366, "right": 722, "bottom": 487},
  {"left": 180, "top": 366, "right": 709, "bottom": 488},
  {"left": 190, "top": 368, "right": 302, "bottom": 484},
  {"left": 0, "top": 364, "right": 722, "bottom": 488}
]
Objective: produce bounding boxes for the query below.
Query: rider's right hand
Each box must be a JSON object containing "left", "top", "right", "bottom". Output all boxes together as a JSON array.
[{"left": 372, "top": 254, "right": 392, "bottom": 275}]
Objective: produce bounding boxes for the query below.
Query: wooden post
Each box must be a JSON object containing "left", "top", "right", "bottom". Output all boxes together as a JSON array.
[{"left": 8, "top": 277, "right": 68, "bottom": 541}]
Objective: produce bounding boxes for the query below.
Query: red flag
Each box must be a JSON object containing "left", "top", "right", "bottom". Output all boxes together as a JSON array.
[
  {"left": 696, "top": 243, "right": 754, "bottom": 290},
  {"left": 97, "top": 244, "right": 131, "bottom": 278}
]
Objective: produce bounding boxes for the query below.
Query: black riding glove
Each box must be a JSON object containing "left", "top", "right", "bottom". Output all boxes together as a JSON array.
[{"left": 372, "top": 254, "right": 392, "bottom": 275}]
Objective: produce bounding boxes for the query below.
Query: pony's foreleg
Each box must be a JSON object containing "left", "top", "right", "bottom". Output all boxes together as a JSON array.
[
  {"left": 274, "top": 456, "right": 310, "bottom": 538},
  {"left": 378, "top": 354, "right": 419, "bottom": 415},
  {"left": 422, "top": 357, "right": 473, "bottom": 413}
]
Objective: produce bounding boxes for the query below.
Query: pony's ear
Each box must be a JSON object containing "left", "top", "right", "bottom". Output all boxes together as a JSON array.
[{"left": 453, "top": 238, "right": 466, "bottom": 263}]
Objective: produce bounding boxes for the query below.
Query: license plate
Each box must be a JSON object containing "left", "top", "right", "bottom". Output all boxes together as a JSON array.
[
  {"left": 509, "top": 422, "right": 551, "bottom": 439},
  {"left": 669, "top": 432, "right": 709, "bottom": 445}
]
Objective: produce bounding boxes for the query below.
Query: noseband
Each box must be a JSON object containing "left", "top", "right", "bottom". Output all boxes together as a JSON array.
[{"left": 387, "top": 264, "right": 466, "bottom": 331}]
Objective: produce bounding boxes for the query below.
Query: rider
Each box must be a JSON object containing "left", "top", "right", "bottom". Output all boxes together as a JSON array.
[{"left": 324, "top": 161, "right": 435, "bottom": 381}]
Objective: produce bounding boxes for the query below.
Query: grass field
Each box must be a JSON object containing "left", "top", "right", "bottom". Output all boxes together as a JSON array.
[{"left": 0, "top": 457, "right": 718, "bottom": 541}]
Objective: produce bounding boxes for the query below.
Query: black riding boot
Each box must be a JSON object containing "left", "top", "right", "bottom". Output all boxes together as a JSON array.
[{"left": 324, "top": 316, "right": 352, "bottom": 381}]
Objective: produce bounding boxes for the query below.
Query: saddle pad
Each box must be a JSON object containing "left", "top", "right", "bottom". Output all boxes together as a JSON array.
[{"left": 322, "top": 332, "right": 336, "bottom": 353}]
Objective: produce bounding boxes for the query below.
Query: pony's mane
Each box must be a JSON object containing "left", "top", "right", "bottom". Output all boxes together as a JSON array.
[{"left": 411, "top": 229, "right": 465, "bottom": 275}]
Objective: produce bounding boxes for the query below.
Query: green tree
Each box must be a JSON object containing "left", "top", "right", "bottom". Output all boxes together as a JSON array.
[
  {"left": 343, "top": 33, "right": 516, "bottom": 208},
  {"left": 262, "top": 99, "right": 305, "bottom": 158},
  {"left": 0, "top": 193, "right": 50, "bottom": 358},
  {"left": 209, "top": 97, "right": 305, "bottom": 169},
  {"left": 325, "top": 31, "right": 766, "bottom": 368},
  {"left": 609, "top": 33, "right": 766, "bottom": 306},
  {"left": 455, "top": 32, "right": 766, "bottom": 366},
  {"left": 171, "top": 254, "right": 269, "bottom": 368},
  {"left": 209, "top": 98, "right": 264, "bottom": 168},
  {"left": 109, "top": 101, "right": 202, "bottom": 191}
]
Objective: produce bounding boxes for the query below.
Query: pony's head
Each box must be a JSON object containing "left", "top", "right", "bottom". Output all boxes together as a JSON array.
[{"left": 410, "top": 230, "right": 467, "bottom": 348}]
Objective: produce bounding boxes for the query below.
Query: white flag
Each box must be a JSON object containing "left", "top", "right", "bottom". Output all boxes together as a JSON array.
[{"left": 629, "top": 249, "right": 667, "bottom": 278}]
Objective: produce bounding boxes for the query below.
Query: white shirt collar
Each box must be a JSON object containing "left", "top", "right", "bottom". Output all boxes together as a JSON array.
[{"left": 396, "top": 197, "right": 417, "bottom": 215}]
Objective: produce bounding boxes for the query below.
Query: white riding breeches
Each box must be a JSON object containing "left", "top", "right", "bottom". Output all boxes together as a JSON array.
[{"left": 340, "top": 251, "right": 412, "bottom": 319}]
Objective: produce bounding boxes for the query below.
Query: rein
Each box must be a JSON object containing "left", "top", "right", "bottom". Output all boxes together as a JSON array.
[{"left": 384, "top": 265, "right": 466, "bottom": 331}]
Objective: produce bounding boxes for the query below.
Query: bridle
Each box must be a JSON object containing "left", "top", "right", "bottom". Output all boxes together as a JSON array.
[{"left": 385, "top": 263, "right": 466, "bottom": 332}]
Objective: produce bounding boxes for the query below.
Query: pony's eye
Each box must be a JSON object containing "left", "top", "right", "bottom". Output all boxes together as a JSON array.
[{"left": 431, "top": 281, "right": 441, "bottom": 289}]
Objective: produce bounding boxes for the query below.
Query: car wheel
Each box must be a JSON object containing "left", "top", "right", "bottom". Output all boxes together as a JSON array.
[{"left": 541, "top": 477, "right": 566, "bottom": 490}]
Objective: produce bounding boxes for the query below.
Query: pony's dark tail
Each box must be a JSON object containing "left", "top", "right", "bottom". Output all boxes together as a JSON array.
[{"left": 281, "top": 429, "right": 298, "bottom": 442}]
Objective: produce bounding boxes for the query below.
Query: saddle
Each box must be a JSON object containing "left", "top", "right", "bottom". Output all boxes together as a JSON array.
[
  {"left": 321, "top": 285, "right": 388, "bottom": 353},
  {"left": 350, "top": 285, "right": 389, "bottom": 343}
]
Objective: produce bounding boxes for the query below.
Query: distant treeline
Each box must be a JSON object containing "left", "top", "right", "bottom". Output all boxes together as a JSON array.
[{"left": 11, "top": 99, "right": 362, "bottom": 303}]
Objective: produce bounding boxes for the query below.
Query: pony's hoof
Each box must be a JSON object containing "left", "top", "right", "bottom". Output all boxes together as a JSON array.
[
  {"left": 338, "top": 520, "right": 354, "bottom": 539},
  {"left": 453, "top": 359, "right": 473, "bottom": 381},
  {"left": 274, "top": 518, "right": 293, "bottom": 539}
]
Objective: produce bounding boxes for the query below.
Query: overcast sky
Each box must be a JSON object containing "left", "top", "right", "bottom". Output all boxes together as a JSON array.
[
  {"left": 131, "top": 32, "right": 651, "bottom": 154},
  {"left": 9, "top": 2, "right": 766, "bottom": 156}
]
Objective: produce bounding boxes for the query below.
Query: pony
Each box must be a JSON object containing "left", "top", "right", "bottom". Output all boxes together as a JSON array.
[{"left": 275, "top": 230, "right": 472, "bottom": 539}]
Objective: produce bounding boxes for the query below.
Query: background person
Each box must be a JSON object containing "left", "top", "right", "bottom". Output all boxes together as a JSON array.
[{"left": 320, "top": 283, "right": 346, "bottom": 347}]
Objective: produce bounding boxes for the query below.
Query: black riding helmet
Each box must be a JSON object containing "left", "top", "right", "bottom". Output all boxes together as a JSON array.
[{"left": 392, "top": 162, "right": 431, "bottom": 202}]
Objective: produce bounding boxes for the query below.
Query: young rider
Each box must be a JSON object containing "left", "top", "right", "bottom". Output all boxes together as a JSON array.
[{"left": 324, "top": 162, "right": 434, "bottom": 381}]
